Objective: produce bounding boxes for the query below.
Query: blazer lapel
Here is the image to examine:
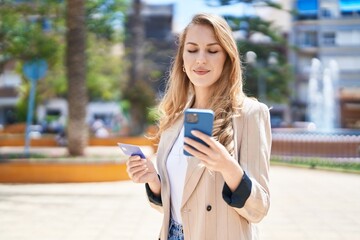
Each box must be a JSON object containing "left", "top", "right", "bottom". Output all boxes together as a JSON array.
[
  {"left": 160, "top": 95, "right": 205, "bottom": 209},
  {"left": 181, "top": 156, "right": 206, "bottom": 207},
  {"left": 160, "top": 118, "right": 206, "bottom": 208}
]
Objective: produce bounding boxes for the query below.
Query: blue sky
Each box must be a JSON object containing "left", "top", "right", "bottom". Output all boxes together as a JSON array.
[{"left": 144, "top": 0, "right": 256, "bottom": 32}]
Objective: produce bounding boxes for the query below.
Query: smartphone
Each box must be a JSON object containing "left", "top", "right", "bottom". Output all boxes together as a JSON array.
[
  {"left": 184, "top": 108, "right": 214, "bottom": 156},
  {"left": 117, "top": 143, "right": 146, "bottom": 159}
]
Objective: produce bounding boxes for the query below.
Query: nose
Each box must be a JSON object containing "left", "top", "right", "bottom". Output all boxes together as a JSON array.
[{"left": 196, "top": 51, "right": 206, "bottom": 65}]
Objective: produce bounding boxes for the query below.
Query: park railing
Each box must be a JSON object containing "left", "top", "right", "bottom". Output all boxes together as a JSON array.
[{"left": 271, "top": 130, "right": 360, "bottom": 159}]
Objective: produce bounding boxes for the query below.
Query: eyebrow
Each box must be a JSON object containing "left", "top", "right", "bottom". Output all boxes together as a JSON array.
[{"left": 186, "top": 42, "right": 220, "bottom": 46}]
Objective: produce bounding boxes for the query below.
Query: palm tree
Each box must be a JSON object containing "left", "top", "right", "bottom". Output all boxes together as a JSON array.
[{"left": 66, "top": 0, "right": 88, "bottom": 156}]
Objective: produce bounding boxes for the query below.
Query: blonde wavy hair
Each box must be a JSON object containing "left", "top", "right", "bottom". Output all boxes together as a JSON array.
[{"left": 154, "top": 13, "right": 246, "bottom": 156}]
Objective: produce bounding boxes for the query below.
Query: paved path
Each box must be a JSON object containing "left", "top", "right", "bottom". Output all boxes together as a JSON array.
[
  {"left": 259, "top": 166, "right": 360, "bottom": 240},
  {"left": 0, "top": 165, "right": 359, "bottom": 240}
]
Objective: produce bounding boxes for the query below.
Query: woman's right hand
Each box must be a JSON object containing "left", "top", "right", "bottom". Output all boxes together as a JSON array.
[{"left": 126, "top": 155, "right": 158, "bottom": 184}]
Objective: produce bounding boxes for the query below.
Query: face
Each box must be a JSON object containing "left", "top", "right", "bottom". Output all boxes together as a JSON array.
[{"left": 183, "top": 24, "right": 227, "bottom": 93}]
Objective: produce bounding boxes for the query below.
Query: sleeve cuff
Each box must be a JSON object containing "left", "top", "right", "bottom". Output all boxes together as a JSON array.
[
  {"left": 222, "top": 172, "right": 252, "bottom": 208},
  {"left": 145, "top": 176, "right": 162, "bottom": 206}
]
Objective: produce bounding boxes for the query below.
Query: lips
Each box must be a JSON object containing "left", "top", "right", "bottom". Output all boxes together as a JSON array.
[{"left": 194, "top": 68, "right": 210, "bottom": 75}]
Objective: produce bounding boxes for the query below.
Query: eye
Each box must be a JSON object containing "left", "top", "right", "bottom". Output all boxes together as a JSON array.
[
  {"left": 209, "top": 50, "right": 218, "bottom": 54},
  {"left": 187, "top": 49, "right": 197, "bottom": 53}
]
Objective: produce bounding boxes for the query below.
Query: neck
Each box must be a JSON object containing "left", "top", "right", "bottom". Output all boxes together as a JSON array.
[{"left": 193, "top": 88, "right": 212, "bottom": 109}]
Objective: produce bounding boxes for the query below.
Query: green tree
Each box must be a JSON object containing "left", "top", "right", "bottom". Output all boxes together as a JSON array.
[
  {"left": 87, "top": 35, "right": 128, "bottom": 101},
  {"left": 1, "top": 0, "right": 129, "bottom": 156},
  {"left": 226, "top": 15, "right": 292, "bottom": 102},
  {"left": 0, "top": 0, "right": 63, "bottom": 123},
  {"left": 0, "top": 0, "right": 129, "bottom": 106},
  {"left": 0, "top": 0, "right": 129, "bottom": 119},
  {"left": 0, "top": 0, "right": 62, "bottom": 68}
]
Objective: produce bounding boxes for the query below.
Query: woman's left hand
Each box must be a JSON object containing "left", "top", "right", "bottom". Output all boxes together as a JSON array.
[
  {"left": 183, "top": 130, "right": 238, "bottom": 174},
  {"left": 184, "top": 130, "right": 245, "bottom": 192}
]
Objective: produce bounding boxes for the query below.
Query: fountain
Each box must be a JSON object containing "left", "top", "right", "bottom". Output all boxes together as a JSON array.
[
  {"left": 271, "top": 58, "right": 360, "bottom": 160},
  {"left": 308, "top": 58, "right": 340, "bottom": 131}
]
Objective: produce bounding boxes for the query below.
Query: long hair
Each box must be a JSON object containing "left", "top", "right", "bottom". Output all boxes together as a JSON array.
[{"left": 154, "top": 13, "right": 246, "bottom": 156}]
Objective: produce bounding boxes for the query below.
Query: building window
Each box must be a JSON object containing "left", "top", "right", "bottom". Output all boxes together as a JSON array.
[
  {"left": 298, "top": 31, "right": 318, "bottom": 47},
  {"left": 337, "top": 30, "right": 360, "bottom": 46},
  {"left": 321, "top": 8, "right": 333, "bottom": 18},
  {"left": 322, "top": 32, "right": 336, "bottom": 46}
]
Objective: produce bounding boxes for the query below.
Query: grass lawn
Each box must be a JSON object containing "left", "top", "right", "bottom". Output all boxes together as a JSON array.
[{"left": 271, "top": 157, "right": 360, "bottom": 174}]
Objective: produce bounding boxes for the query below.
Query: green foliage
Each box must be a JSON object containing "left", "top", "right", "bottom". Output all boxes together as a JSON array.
[
  {"left": 86, "top": 0, "right": 129, "bottom": 40},
  {"left": 147, "top": 106, "right": 160, "bottom": 125},
  {"left": 123, "top": 80, "right": 156, "bottom": 110},
  {"left": 0, "top": 1, "right": 61, "bottom": 65},
  {"left": 227, "top": 16, "right": 285, "bottom": 43},
  {"left": 224, "top": 15, "right": 293, "bottom": 103},
  {"left": 204, "top": 1, "right": 294, "bottom": 103},
  {"left": 0, "top": 0, "right": 130, "bottom": 105},
  {"left": 271, "top": 157, "right": 360, "bottom": 173},
  {"left": 239, "top": 41, "right": 292, "bottom": 103},
  {"left": 123, "top": 80, "right": 156, "bottom": 123},
  {"left": 15, "top": 90, "right": 29, "bottom": 123},
  {"left": 14, "top": 79, "right": 39, "bottom": 122},
  {"left": 86, "top": 34, "right": 128, "bottom": 101}
]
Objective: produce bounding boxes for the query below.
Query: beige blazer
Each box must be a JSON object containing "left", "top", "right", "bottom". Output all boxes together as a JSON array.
[{"left": 150, "top": 97, "right": 271, "bottom": 240}]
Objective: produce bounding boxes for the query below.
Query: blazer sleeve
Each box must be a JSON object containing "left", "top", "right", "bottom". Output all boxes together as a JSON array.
[
  {"left": 145, "top": 176, "right": 162, "bottom": 206},
  {"left": 223, "top": 100, "right": 271, "bottom": 223}
]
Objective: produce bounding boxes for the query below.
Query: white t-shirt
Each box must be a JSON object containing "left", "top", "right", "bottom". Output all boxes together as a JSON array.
[{"left": 166, "top": 126, "right": 188, "bottom": 224}]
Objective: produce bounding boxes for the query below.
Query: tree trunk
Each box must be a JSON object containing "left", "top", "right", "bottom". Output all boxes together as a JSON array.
[
  {"left": 127, "top": 0, "right": 147, "bottom": 135},
  {"left": 65, "top": 0, "right": 88, "bottom": 156},
  {"left": 129, "top": 0, "right": 145, "bottom": 86}
]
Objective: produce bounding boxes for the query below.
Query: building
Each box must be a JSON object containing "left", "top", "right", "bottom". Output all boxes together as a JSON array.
[
  {"left": 290, "top": 0, "right": 360, "bottom": 128},
  {"left": 142, "top": 4, "right": 174, "bottom": 41},
  {"left": 126, "top": 3, "right": 176, "bottom": 94}
]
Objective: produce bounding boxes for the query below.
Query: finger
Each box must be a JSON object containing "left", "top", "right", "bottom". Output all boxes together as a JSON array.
[
  {"left": 127, "top": 158, "right": 146, "bottom": 168},
  {"left": 127, "top": 164, "right": 147, "bottom": 177},
  {"left": 126, "top": 157, "right": 143, "bottom": 168},
  {"left": 191, "top": 130, "right": 217, "bottom": 148},
  {"left": 129, "top": 155, "right": 141, "bottom": 161},
  {"left": 133, "top": 168, "right": 149, "bottom": 182},
  {"left": 183, "top": 145, "right": 215, "bottom": 171},
  {"left": 184, "top": 137, "right": 209, "bottom": 154},
  {"left": 183, "top": 144, "right": 210, "bottom": 162}
]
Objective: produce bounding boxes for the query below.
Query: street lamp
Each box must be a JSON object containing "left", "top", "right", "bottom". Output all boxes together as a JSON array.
[{"left": 246, "top": 50, "right": 278, "bottom": 102}]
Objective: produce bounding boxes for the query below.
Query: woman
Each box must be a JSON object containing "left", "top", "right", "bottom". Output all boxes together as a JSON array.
[{"left": 126, "top": 13, "right": 271, "bottom": 240}]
